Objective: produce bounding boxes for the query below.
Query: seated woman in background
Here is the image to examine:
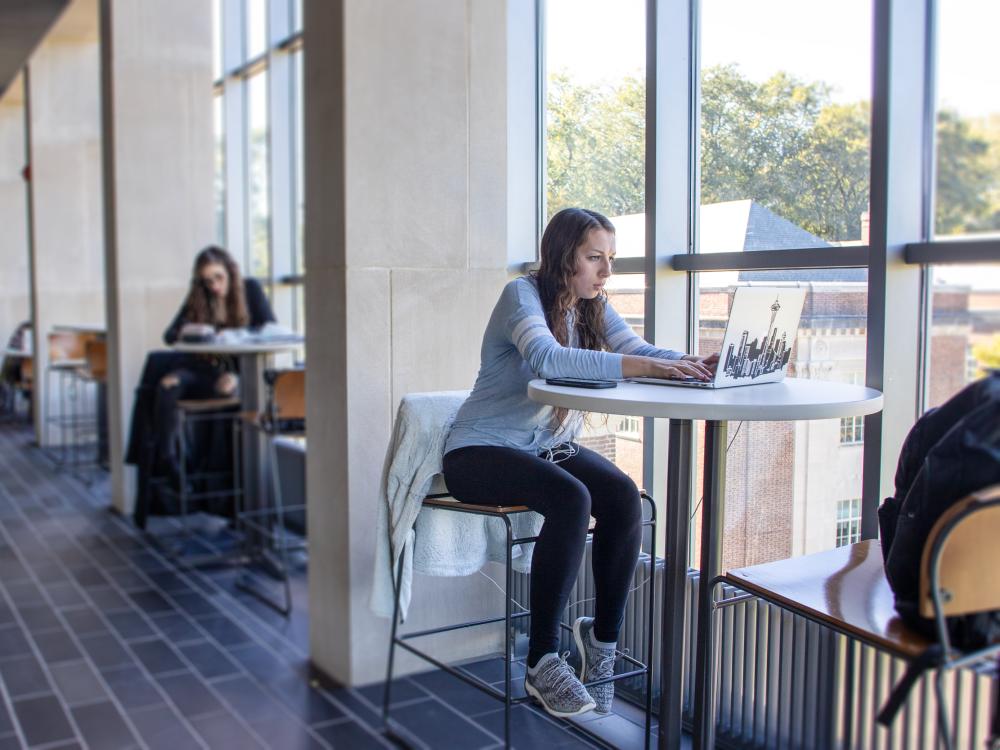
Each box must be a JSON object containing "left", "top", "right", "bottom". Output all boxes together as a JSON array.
[
  {"left": 443, "top": 208, "right": 717, "bottom": 719},
  {"left": 155, "top": 245, "right": 275, "bottom": 483},
  {"left": 126, "top": 246, "right": 276, "bottom": 527}
]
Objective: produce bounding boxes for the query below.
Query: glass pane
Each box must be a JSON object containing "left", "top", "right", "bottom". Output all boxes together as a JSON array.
[
  {"left": 933, "top": 1, "right": 1000, "bottom": 237},
  {"left": 246, "top": 0, "right": 268, "bottom": 60},
  {"left": 694, "top": 271, "right": 868, "bottom": 568},
  {"left": 212, "top": 0, "right": 223, "bottom": 80},
  {"left": 927, "top": 264, "right": 1000, "bottom": 408},
  {"left": 292, "top": 0, "right": 303, "bottom": 33},
  {"left": 575, "top": 274, "right": 646, "bottom": 487},
  {"left": 699, "top": 1, "right": 872, "bottom": 248},
  {"left": 247, "top": 71, "right": 270, "bottom": 279},
  {"left": 214, "top": 94, "right": 225, "bottom": 245},
  {"left": 293, "top": 50, "right": 304, "bottom": 275},
  {"left": 544, "top": 0, "right": 646, "bottom": 257}
]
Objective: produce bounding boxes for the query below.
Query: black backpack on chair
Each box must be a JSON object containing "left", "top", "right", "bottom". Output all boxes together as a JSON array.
[{"left": 876, "top": 372, "right": 1000, "bottom": 736}]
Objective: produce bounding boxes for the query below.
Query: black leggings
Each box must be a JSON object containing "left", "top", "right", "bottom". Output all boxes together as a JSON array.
[{"left": 442, "top": 444, "right": 642, "bottom": 666}]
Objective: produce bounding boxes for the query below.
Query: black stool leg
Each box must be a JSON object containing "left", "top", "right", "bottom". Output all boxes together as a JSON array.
[
  {"left": 644, "top": 493, "right": 657, "bottom": 750},
  {"left": 383, "top": 550, "right": 405, "bottom": 727},
  {"left": 504, "top": 517, "right": 514, "bottom": 750}
]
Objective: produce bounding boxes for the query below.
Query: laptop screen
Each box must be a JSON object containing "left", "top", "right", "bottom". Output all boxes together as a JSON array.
[{"left": 715, "top": 287, "right": 806, "bottom": 387}]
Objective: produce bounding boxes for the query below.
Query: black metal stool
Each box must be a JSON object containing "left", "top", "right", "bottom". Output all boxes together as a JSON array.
[{"left": 383, "top": 491, "right": 657, "bottom": 749}]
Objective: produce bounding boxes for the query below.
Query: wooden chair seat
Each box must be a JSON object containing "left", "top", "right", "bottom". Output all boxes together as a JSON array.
[
  {"left": 423, "top": 495, "right": 597, "bottom": 530},
  {"left": 723, "top": 539, "right": 929, "bottom": 658},
  {"left": 176, "top": 396, "right": 241, "bottom": 414}
]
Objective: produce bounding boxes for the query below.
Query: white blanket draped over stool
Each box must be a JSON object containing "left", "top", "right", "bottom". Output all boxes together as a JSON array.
[{"left": 370, "top": 391, "right": 542, "bottom": 620}]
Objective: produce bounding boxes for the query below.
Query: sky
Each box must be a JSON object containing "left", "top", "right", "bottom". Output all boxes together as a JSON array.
[
  {"left": 546, "top": 0, "right": 1000, "bottom": 117},
  {"left": 546, "top": 0, "right": 1000, "bottom": 290}
]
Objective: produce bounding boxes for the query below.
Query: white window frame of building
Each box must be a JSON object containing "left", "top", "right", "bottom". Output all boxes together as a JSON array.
[
  {"left": 839, "top": 415, "right": 864, "bottom": 445},
  {"left": 835, "top": 498, "right": 862, "bottom": 547}
]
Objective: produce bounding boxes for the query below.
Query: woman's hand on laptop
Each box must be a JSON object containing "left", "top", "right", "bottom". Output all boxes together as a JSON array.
[
  {"left": 682, "top": 352, "right": 719, "bottom": 374},
  {"left": 622, "top": 355, "right": 713, "bottom": 381}
]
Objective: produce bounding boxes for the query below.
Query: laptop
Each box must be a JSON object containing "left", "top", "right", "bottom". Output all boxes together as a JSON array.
[{"left": 629, "top": 286, "right": 806, "bottom": 389}]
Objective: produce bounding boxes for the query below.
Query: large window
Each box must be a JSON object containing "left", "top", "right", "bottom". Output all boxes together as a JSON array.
[
  {"left": 700, "top": 0, "right": 872, "bottom": 249},
  {"left": 835, "top": 498, "right": 862, "bottom": 547},
  {"left": 212, "top": 0, "right": 304, "bottom": 334},
  {"left": 933, "top": 0, "right": 1000, "bottom": 238}
]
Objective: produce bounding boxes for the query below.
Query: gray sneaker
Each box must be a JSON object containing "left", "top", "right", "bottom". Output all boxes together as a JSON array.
[
  {"left": 574, "top": 617, "right": 617, "bottom": 713},
  {"left": 524, "top": 652, "right": 596, "bottom": 718}
]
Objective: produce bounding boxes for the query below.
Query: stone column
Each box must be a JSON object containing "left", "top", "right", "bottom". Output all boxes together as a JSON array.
[
  {"left": 100, "top": 0, "right": 214, "bottom": 513},
  {"left": 304, "top": 0, "right": 519, "bottom": 685},
  {"left": 0, "top": 75, "right": 31, "bottom": 344},
  {"left": 24, "top": 0, "right": 105, "bottom": 443}
]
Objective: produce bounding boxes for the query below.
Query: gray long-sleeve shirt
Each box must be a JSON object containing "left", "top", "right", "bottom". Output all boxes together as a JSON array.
[{"left": 444, "top": 276, "right": 683, "bottom": 455}]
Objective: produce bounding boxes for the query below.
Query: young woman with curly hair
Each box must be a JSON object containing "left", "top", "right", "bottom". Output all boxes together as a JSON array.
[{"left": 442, "top": 208, "right": 717, "bottom": 719}]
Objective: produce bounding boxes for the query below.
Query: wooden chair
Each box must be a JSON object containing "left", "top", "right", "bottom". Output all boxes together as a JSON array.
[
  {"left": 706, "top": 485, "right": 1000, "bottom": 750},
  {"left": 44, "top": 330, "right": 97, "bottom": 463},
  {"left": 236, "top": 367, "right": 306, "bottom": 615}
]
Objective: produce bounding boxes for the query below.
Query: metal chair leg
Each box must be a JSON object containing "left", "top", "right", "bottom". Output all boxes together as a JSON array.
[{"left": 383, "top": 551, "right": 406, "bottom": 726}]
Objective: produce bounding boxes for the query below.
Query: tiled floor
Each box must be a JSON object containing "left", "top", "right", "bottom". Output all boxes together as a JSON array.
[{"left": 0, "top": 424, "right": 651, "bottom": 749}]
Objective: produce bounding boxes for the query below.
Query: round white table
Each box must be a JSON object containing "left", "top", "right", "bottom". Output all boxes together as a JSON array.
[{"left": 528, "top": 377, "right": 884, "bottom": 750}]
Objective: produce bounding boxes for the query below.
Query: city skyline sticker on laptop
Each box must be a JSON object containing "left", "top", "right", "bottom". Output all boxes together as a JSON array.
[{"left": 630, "top": 286, "right": 807, "bottom": 389}]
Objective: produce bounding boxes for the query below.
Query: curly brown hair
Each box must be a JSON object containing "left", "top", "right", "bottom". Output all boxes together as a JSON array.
[
  {"left": 532, "top": 208, "right": 616, "bottom": 427},
  {"left": 182, "top": 246, "right": 249, "bottom": 329}
]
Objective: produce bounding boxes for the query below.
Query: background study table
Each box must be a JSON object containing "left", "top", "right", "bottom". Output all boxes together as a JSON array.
[
  {"left": 528, "top": 377, "right": 884, "bottom": 750},
  {"left": 172, "top": 339, "right": 303, "bottom": 518}
]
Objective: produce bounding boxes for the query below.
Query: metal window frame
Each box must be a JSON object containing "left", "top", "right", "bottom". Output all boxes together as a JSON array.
[{"left": 536, "top": 0, "right": 1000, "bottom": 554}]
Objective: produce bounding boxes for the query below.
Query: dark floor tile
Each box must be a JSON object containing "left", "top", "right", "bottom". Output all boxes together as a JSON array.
[
  {"left": 102, "top": 664, "right": 165, "bottom": 711},
  {"left": 0, "top": 734, "right": 22, "bottom": 750},
  {"left": 227, "top": 642, "right": 287, "bottom": 680},
  {"left": 129, "top": 704, "right": 201, "bottom": 750},
  {"left": 170, "top": 591, "right": 220, "bottom": 619},
  {"left": 358, "top": 677, "right": 427, "bottom": 709},
  {"left": 271, "top": 674, "right": 348, "bottom": 725},
  {"left": 129, "top": 551, "right": 171, "bottom": 574},
  {"left": 85, "top": 585, "right": 130, "bottom": 611},
  {"left": 60, "top": 605, "right": 110, "bottom": 637},
  {"left": 156, "top": 671, "right": 224, "bottom": 718},
  {"left": 129, "top": 589, "right": 174, "bottom": 615},
  {"left": 103, "top": 566, "right": 150, "bottom": 591},
  {"left": 71, "top": 565, "right": 110, "bottom": 588},
  {"left": 30, "top": 625, "right": 82, "bottom": 664},
  {"left": 324, "top": 688, "right": 382, "bottom": 728},
  {"left": 387, "top": 698, "right": 496, "bottom": 748},
  {"left": 475, "top": 705, "right": 587, "bottom": 749},
  {"left": 145, "top": 571, "right": 194, "bottom": 596},
  {"left": 248, "top": 717, "right": 328, "bottom": 750},
  {"left": 71, "top": 701, "right": 139, "bottom": 749},
  {"left": 45, "top": 582, "right": 86, "bottom": 609},
  {"left": 211, "top": 675, "right": 297, "bottom": 724},
  {"left": 79, "top": 632, "right": 134, "bottom": 671},
  {"left": 189, "top": 710, "right": 266, "bottom": 749},
  {"left": 49, "top": 659, "right": 107, "bottom": 707},
  {"left": 0, "top": 654, "right": 51, "bottom": 698},
  {"left": 312, "top": 719, "right": 388, "bottom": 749},
  {"left": 106, "top": 610, "right": 156, "bottom": 641},
  {"left": 179, "top": 640, "right": 240, "bottom": 680},
  {"left": 3, "top": 580, "right": 44, "bottom": 607},
  {"left": 461, "top": 655, "right": 527, "bottom": 684},
  {"left": 150, "top": 612, "right": 203, "bottom": 643},
  {"left": 131, "top": 638, "right": 187, "bottom": 675},
  {"left": 33, "top": 561, "right": 71, "bottom": 584},
  {"left": 199, "top": 614, "right": 255, "bottom": 649},
  {"left": 0, "top": 624, "right": 30, "bottom": 658},
  {"left": 410, "top": 668, "right": 503, "bottom": 717},
  {"left": 0, "top": 558, "right": 29, "bottom": 582},
  {"left": 0, "top": 699, "right": 12, "bottom": 734},
  {"left": 11, "top": 695, "right": 75, "bottom": 746},
  {"left": 0, "top": 600, "right": 13, "bottom": 626},
  {"left": 18, "top": 603, "right": 62, "bottom": 632}
]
